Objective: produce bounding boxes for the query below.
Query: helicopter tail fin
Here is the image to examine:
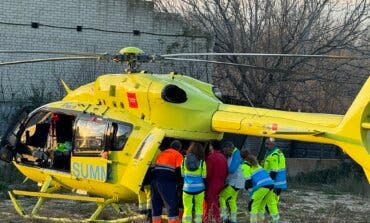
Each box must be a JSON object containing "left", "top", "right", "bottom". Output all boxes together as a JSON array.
[
  {"left": 336, "top": 76, "right": 370, "bottom": 183},
  {"left": 60, "top": 79, "right": 72, "bottom": 94}
]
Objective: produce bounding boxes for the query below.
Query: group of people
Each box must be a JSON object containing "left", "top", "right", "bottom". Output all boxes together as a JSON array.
[{"left": 139, "top": 137, "right": 287, "bottom": 223}]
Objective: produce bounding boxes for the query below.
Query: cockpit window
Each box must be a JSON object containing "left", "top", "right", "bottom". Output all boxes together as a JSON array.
[
  {"left": 111, "top": 122, "right": 132, "bottom": 151},
  {"left": 25, "top": 111, "right": 51, "bottom": 129},
  {"left": 74, "top": 118, "right": 107, "bottom": 155},
  {"left": 21, "top": 111, "right": 51, "bottom": 147},
  {"left": 17, "top": 110, "right": 76, "bottom": 170}
]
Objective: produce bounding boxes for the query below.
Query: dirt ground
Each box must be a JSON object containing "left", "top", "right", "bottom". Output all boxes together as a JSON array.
[{"left": 0, "top": 188, "right": 369, "bottom": 223}]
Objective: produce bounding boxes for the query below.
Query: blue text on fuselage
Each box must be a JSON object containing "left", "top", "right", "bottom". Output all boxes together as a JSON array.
[{"left": 71, "top": 162, "right": 107, "bottom": 181}]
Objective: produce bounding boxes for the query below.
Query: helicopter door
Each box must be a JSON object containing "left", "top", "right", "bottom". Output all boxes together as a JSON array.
[
  {"left": 72, "top": 116, "right": 109, "bottom": 182},
  {"left": 120, "top": 128, "right": 165, "bottom": 194}
]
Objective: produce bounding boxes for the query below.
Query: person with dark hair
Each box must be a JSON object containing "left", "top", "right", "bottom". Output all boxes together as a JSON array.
[
  {"left": 219, "top": 141, "right": 244, "bottom": 223},
  {"left": 151, "top": 140, "right": 183, "bottom": 223},
  {"left": 241, "top": 149, "right": 275, "bottom": 223},
  {"left": 181, "top": 142, "right": 206, "bottom": 223},
  {"left": 170, "top": 140, "right": 182, "bottom": 151},
  {"left": 203, "top": 140, "right": 228, "bottom": 223}
]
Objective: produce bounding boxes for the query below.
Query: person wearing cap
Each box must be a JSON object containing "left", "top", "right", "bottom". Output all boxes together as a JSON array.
[
  {"left": 219, "top": 141, "right": 244, "bottom": 223},
  {"left": 151, "top": 140, "right": 184, "bottom": 223},
  {"left": 260, "top": 137, "right": 287, "bottom": 223},
  {"left": 203, "top": 140, "right": 228, "bottom": 223}
]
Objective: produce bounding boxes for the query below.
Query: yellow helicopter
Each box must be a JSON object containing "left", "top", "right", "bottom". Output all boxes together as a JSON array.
[{"left": 0, "top": 47, "right": 369, "bottom": 222}]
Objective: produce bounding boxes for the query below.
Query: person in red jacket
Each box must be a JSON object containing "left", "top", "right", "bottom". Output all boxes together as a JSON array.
[{"left": 203, "top": 140, "right": 228, "bottom": 223}]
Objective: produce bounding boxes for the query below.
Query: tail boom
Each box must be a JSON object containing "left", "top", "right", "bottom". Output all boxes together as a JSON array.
[{"left": 212, "top": 77, "right": 370, "bottom": 183}]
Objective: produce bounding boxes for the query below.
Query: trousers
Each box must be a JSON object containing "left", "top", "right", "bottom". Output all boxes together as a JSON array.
[
  {"left": 219, "top": 185, "right": 239, "bottom": 223},
  {"left": 258, "top": 190, "right": 279, "bottom": 223},
  {"left": 248, "top": 187, "right": 270, "bottom": 223},
  {"left": 151, "top": 179, "right": 179, "bottom": 223},
  {"left": 182, "top": 191, "right": 204, "bottom": 223}
]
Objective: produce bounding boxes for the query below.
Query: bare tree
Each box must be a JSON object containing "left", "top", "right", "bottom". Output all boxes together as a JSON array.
[{"left": 154, "top": 0, "right": 369, "bottom": 113}]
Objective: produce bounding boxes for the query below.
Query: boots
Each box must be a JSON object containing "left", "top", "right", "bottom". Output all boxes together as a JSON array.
[
  {"left": 152, "top": 216, "right": 162, "bottom": 223},
  {"left": 168, "top": 217, "right": 180, "bottom": 223}
]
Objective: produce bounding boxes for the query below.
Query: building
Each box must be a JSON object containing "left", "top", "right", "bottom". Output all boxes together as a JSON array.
[{"left": 0, "top": 0, "right": 213, "bottom": 134}]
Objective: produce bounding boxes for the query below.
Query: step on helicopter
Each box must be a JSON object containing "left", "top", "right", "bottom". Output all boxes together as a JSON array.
[{"left": 0, "top": 47, "right": 369, "bottom": 222}]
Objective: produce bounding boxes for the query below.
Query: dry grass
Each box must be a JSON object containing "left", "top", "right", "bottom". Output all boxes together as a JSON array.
[
  {"left": 1, "top": 160, "right": 369, "bottom": 222},
  {"left": 0, "top": 189, "right": 369, "bottom": 223},
  {"left": 289, "top": 160, "right": 370, "bottom": 198}
]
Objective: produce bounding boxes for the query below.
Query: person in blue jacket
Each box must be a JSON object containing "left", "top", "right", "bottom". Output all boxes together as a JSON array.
[{"left": 241, "top": 149, "right": 275, "bottom": 223}]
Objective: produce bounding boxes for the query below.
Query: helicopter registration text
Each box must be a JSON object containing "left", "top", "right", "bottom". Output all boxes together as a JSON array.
[{"left": 71, "top": 157, "right": 108, "bottom": 182}]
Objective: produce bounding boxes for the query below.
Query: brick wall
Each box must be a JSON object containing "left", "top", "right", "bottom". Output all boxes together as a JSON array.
[{"left": 0, "top": 0, "right": 213, "bottom": 134}]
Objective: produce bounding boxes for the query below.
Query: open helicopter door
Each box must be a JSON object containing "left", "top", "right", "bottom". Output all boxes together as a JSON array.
[
  {"left": 71, "top": 115, "right": 133, "bottom": 182},
  {"left": 120, "top": 128, "right": 164, "bottom": 194}
]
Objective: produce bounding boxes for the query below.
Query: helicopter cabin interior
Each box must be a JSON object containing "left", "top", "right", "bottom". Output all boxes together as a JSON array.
[{"left": 17, "top": 109, "right": 133, "bottom": 174}]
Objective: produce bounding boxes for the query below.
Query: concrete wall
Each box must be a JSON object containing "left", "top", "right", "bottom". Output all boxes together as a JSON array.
[
  {"left": 0, "top": 0, "right": 212, "bottom": 134},
  {"left": 286, "top": 158, "right": 340, "bottom": 177}
]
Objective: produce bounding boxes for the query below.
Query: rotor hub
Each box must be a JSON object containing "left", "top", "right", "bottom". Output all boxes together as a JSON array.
[{"left": 118, "top": 47, "right": 144, "bottom": 56}]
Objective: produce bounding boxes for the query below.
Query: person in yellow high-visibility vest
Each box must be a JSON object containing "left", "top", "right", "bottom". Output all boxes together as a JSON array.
[
  {"left": 181, "top": 142, "right": 207, "bottom": 223},
  {"left": 219, "top": 141, "right": 244, "bottom": 223},
  {"left": 260, "top": 138, "right": 287, "bottom": 223},
  {"left": 240, "top": 149, "right": 274, "bottom": 223}
]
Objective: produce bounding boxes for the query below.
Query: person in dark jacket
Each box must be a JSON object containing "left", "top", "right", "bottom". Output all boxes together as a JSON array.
[
  {"left": 151, "top": 140, "right": 183, "bottom": 223},
  {"left": 203, "top": 140, "right": 228, "bottom": 223}
]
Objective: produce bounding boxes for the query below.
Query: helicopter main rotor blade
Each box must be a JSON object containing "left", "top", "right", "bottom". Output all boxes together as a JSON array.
[
  {"left": 163, "top": 57, "right": 290, "bottom": 73},
  {"left": 162, "top": 52, "right": 361, "bottom": 60},
  {"left": 0, "top": 50, "right": 107, "bottom": 57},
  {"left": 0, "top": 56, "right": 100, "bottom": 66}
]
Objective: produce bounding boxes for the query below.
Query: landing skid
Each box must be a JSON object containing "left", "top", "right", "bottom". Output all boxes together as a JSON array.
[{"left": 8, "top": 176, "right": 146, "bottom": 222}]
